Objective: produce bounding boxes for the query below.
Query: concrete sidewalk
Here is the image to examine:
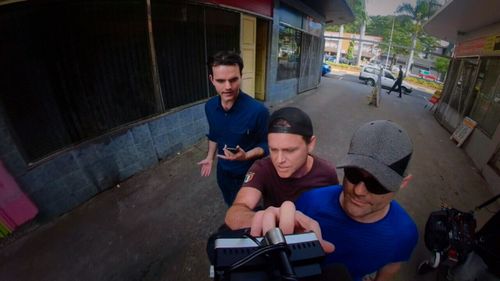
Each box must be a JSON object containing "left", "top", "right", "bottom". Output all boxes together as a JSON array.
[{"left": 0, "top": 77, "right": 497, "bottom": 281}]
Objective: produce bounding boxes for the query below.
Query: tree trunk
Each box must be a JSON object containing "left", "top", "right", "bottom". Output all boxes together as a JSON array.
[
  {"left": 356, "top": 20, "right": 365, "bottom": 66},
  {"left": 405, "top": 33, "right": 417, "bottom": 76},
  {"left": 390, "top": 55, "right": 397, "bottom": 70}
]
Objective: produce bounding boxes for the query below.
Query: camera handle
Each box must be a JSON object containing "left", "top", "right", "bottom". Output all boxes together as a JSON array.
[{"left": 264, "top": 228, "right": 298, "bottom": 281}]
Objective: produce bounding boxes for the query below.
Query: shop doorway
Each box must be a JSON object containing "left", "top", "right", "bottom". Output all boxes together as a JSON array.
[
  {"left": 435, "top": 58, "right": 480, "bottom": 131},
  {"left": 240, "top": 14, "right": 256, "bottom": 97}
]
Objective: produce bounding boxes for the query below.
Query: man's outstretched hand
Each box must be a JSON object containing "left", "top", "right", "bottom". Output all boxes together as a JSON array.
[
  {"left": 249, "top": 201, "right": 335, "bottom": 254},
  {"left": 197, "top": 158, "right": 213, "bottom": 177}
]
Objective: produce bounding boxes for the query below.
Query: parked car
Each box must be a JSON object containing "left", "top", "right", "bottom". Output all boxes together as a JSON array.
[
  {"left": 324, "top": 54, "right": 336, "bottom": 62},
  {"left": 322, "top": 63, "right": 331, "bottom": 76},
  {"left": 339, "top": 57, "right": 354, "bottom": 65},
  {"left": 418, "top": 70, "right": 437, "bottom": 81},
  {"left": 326, "top": 56, "right": 337, "bottom": 62},
  {"left": 326, "top": 56, "right": 353, "bottom": 65},
  {"left": 359, "top": 65, "right": 413, "bottom": 94}
]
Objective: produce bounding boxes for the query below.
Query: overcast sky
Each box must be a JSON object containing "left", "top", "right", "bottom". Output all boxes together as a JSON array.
[{"left": 365, "top": 0, "right": 417, "bottom": 16}]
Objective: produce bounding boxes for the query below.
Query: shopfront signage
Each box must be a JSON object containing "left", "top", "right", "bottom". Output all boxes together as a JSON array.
[
  {"left": 450, "top": 117, "right": 477, "bottom": 147},
  {"left": 455, "top": 35, "right": 500, "bottom": 57}
]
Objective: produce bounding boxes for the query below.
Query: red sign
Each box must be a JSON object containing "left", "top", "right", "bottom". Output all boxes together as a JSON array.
[
  {"left": 455, "top": 37, "right": 486, "bottom": 57},
  {"left": 454, "top": 35, "right": 500, "bottom": 57}
]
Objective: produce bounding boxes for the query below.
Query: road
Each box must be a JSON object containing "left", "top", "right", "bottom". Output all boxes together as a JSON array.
[{"left": 325, "top": 71, "right": 433, "bottom": 103}]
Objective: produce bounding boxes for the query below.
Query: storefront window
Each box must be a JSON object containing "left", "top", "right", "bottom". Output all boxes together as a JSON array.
[
  {"left": 470, "top": 57, "right": 500, "bottom": 137},
  {"left": 277, "top": 25, "right": 302, "bottom": 81},
  {"left": 303, "top": 16, "right": 322, "bottom": 37}
]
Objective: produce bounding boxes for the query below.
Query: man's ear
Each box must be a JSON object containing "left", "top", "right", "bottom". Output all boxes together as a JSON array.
[
  {"left": 399, "top": 174, "right": 413, "bottom": 190},
  {"left": 307, "top": 135, "right": 317, "bottom": 153},
  {"left": 209, "top": 74, "right": 213, "bottom": 83}
]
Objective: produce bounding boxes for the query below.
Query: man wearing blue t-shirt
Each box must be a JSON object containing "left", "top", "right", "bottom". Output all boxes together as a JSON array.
[
  {"left": 251, "top": 120, "right": 418, "bottom": 281},
  {"left": 198, "top": 51, "right": 269, "bottom": 206}
]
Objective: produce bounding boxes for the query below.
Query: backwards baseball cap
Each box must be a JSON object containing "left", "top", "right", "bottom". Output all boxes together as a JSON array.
[
  {"left": 268, "top": 107, "right": 313, "bottom": 138},
  {"left": 337, "top": 120, "right": 413, "bottom": 192}
]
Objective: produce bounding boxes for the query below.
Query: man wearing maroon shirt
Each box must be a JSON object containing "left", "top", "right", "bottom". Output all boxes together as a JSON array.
[{"left": 225, "top": 107, "right": 339, "bottom": 230}]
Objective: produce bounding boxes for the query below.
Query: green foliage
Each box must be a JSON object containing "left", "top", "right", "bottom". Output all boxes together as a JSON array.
[
  {"left": 365, "top": 16, "right": 391, "bottom": 37},
  {"left": 326, "top": 0, "right": 443, "bottom": 65},
  {"left": 395, "top": 0, "right": 441, "bottom": 52},
  {"left": 418, "top": 34, "right": 438, "bottom": 56},
  {"left": 366, "top": 16, "right": 413, "bottom": 59},
  {"left": 325, "top": 0, "right": 367, "bottom": 33},
  {"left": 363, "top": 0, "right": 441, "bottom": 61},
  {"left": 326, "top": 61, "right": 361, "bottom": 72},
  {"left": 346, "top": 41, "right": 355, "bottom": 60},
  {"left": 435, "top": 57, "right": 450, "bottom": 74},
  {"left": 406, "top": 76, "right": 443, "bottom": 91}
]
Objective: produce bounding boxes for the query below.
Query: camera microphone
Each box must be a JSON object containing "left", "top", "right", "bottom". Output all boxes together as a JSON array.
[{"left": 264, "top": 228, "right": 297, "bottom": 281}]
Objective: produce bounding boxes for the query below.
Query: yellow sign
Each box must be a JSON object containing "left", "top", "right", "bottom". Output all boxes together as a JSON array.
[
  {"left": 484, "top": 35, "right": 500, "bottom": 52},
  {"left": 450, "top": 117, "right": 477, "bottom": 147},
  {"left": 455, "top": 35, "right": 500, "bottom": 57}
]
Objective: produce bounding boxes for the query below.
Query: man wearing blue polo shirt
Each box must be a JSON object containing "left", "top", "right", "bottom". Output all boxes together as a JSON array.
[{"left": 198, "top": 51, "right": 269, "bottom": 206}]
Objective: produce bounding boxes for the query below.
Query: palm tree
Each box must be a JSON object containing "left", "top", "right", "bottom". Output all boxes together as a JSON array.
[
  {"left": 395, "top": 0, "right": 440, "bottom": 75},
  {"left": 354, "top": 0, "right": 369, "bottom": 66}
]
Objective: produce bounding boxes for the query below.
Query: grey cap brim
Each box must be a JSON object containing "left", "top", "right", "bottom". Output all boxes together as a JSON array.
[{"left": 337, "top": 154, "right": 403, "bottom": 192}]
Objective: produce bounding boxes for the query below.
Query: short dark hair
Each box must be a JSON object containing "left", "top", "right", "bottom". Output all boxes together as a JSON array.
[{"left": 208, "top": 51, "right": 244, "bottom": 76}]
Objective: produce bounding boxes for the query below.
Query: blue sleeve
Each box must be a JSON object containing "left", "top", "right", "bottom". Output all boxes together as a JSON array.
[
  {"left": 295, "top": 191, "right": 312, "bottom": 214},
  {"left": 390, "top": 204, "right": 419, "bottom": 262},
  {"left": 394, "top": 221, "right": 418, "bottom": 262},
  {"left": 254, "top": 106, "right": 270, "bottom": 156}
]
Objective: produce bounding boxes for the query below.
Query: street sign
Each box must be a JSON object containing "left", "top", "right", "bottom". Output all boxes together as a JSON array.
[{"left": 450, "top": 117, "right": 477, "bottom": 147}]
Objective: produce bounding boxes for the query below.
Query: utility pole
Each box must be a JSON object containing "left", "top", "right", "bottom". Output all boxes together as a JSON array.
[
  {"left": 336, "top": 25, "right": 344, "bottom": 64},
  {"left": 356, "top": 21, "right": 365, "bottom": 66},
  {"left": 385, "top": 17, "right": 395, "bottom": 69},
  {"left": 356, "top": 0, "right": 366, "bottom": 66}
]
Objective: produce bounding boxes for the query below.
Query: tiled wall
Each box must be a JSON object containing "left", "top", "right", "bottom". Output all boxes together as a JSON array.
[{"left": 0, "top": 103, "right": 207, "bottom": 219}]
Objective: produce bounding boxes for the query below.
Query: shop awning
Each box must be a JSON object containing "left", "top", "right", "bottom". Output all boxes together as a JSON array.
[
  {"left": 307, "top": 0, "right": 355, "bottom": 24},
  {"left": 281, "top": 0, "right": 354, "bottom": 25},
  {"left": 424, "top": 0, "right": 500, "bottom": 43}
]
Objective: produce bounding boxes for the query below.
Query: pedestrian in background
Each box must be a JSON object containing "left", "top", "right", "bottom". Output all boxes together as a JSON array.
[
  {"left": 198, "top": 51, "right": 269, "bottom": 206},
  {"left": 387, "top": 65, "right": 404, "bottom": 98}
]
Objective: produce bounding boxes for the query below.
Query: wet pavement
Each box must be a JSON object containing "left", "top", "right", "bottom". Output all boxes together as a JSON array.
[{"left": 0, "top": 76, "right": 497, "bottom": 281}]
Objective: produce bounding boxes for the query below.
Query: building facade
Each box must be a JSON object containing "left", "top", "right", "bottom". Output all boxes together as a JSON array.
[
  {"left": 424, "top": 0, "right": 500, "bottom": 193},
  {"left": 324, "top": 31, "right": 383, "bottom": 62},
  {"left": 0, "top": 0, "right": 353, "bottom": 220}
]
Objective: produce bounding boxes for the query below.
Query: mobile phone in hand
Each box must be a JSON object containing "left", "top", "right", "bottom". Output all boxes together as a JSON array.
[{"left": 226, "top": 147, "right": 238, "bottom": 153}]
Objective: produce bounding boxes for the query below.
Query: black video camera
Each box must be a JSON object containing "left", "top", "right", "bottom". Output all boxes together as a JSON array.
[{"left": 208, "top": 228, "right": 325, "bottom": 281}]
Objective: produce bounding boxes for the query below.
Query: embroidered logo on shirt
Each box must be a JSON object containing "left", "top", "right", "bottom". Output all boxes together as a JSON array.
[{"left": 244, "top": 172, "right": 255, "bottom": 183}]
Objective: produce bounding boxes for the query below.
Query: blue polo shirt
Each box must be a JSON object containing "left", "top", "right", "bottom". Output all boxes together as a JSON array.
[{"left": 205, "top": 92, "right": 269, "bottom": 175}]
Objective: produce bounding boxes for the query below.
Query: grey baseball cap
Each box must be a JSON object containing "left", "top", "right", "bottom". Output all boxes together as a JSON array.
[{"left": 337, "top": 120, "right": 413, "bottom": 192}]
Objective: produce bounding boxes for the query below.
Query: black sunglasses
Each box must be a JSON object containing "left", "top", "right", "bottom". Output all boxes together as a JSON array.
[{"left": 344, "top": 168, "right": 391, "bottom": 195}]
